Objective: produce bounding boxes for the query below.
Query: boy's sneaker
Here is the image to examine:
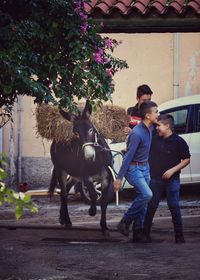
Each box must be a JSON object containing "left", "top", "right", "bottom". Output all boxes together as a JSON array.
[{"left": 132, "top": 228, "right": 151, "bottom": 243}]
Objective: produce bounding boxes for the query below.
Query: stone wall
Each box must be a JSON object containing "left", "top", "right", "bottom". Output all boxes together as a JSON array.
[{"left": 22, "top": 157, "right": 53, "bottom": 189}]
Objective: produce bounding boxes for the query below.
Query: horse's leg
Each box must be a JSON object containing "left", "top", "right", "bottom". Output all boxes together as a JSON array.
[
  {"left": 57, "top": 171, "right": 74, "bottom": 228},
  {"left": 100, "top": 186, "right": 109, "bottom": 236},
  {"left": 64, "top": 177, "right": 77, "bottom": 228},
  {"left": 83, "top": 178, "right": 97, "bottom": 216},
  {"left": 100, "top": 171, "right": 114, "bottom": 236},
  {"left": 48, "top": 167, "right": 57, "bottom": 198}
]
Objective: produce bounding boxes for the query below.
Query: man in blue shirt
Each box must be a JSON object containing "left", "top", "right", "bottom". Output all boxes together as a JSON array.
[
  {"left": 114, "top": 101, "right": 159, "bottom": 242},
  {"left": 144, "top": 114, "right": 190, "bottom": 243}
]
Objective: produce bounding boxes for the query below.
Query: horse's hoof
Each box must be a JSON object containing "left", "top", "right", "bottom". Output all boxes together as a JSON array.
[
  {"left": 102, "top": 229, "right": 110, "bottom": 237},
  {"left": 65, "top": 222, "right": 72, "bottom": 229},
  {"left": 59, "top": 218, "right": 72, "bottom": 228},
  {"left": 88, "top": 207, "right": 96, "bottom": 216},
  {"left": 59, "top": 218, "right": 65, "bottom": 225}
]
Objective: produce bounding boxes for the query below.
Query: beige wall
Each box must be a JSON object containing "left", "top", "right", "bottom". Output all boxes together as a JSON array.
[
  {"left": 1, "top": 32, "right": 200, "bottom": 187},
  {"left": 179, "top": 33, "right": 200, "bottom": 97},
  {"left": 3, "top": 96, "right": 51, "bottom": 158},
  {"left": 110, "top": 33, "right": 174, "bottom": 107}
]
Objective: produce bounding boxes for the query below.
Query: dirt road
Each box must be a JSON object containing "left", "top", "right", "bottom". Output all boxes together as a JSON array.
[{"left": 0, "top": 194, "right": 200, "bottom": 280}]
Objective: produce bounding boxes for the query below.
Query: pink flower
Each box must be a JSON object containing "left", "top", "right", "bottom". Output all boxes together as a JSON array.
[
  {"left": 93, "top": 53, "right": 102, "bottom": 63},
  {"left": 74, "top": 1, "right": 81, "bottom": 13},
  {"left": 93, "top": 48, "right": 104, "bottom": 64},
  {"left": 97, "top": 48, "right": 104, "bottom": 55},
  {"left": 106, "top": 68, "right": 113, "bottom": 77},
  {"left": 79, "top": 12, "right": 88, "bottom": 21},
  {"left": 81, "top": 22, "right": 88, "bottom": 33},
  {"left": 103, "top": 57, "right": 109, "bottom": 64},
  {"left": 105, "top": 39, "right": 113, "bottom": 49},
  {"left": 74, "top": 1, "right": 81, "bottom": 8}
]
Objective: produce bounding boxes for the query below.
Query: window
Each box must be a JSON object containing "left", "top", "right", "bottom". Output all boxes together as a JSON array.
[
  {"left": 196, "top": 105, "right": 200, "bottom": 132},
  {"left": 160, "top": 106, "right": 190, "bottom": 135}
]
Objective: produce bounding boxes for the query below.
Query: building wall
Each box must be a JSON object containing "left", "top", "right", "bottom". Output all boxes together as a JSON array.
[
  {"left": 179, "top": 34, "right": 200, "bottom": 97},
  {"left": 2, "top": 32, "right": 200, "bottom": 189},
  {"left": 110, "top": 33, "right": 174, "bottom": 107}
]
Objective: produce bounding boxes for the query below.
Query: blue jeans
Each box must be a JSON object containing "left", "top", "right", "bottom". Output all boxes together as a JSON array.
[
  {"left": 123, "top": 164, "right": 152, "bottom": 229},
  {"left": 145, "top": 177, "right": 183, "bottom": 233}
]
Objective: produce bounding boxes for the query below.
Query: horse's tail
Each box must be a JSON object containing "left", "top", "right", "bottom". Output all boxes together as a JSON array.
[{"left": 48, "top": 166, "right": 57, "bottom": 197}]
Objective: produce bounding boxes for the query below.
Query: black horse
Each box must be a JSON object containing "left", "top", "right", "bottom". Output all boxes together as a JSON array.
[{"left": 49, "top": 100, "right": 114, "bottom": 235}]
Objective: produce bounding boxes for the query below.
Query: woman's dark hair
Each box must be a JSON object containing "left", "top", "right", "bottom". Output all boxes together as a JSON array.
[
  {"left": 157, "top": 114, "right": 174, "bottom": 131},
  {"left": 140, "top": 101, "right": 157, "bottom": 119},
  {"left": 137, "top": 84, "right": 153, "bottom": 98}
]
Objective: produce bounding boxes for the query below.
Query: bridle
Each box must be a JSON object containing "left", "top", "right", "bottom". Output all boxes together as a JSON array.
[
  {"left": 81, "top": 132, "right": 99, "bottom": 150},
  {"left": 81, "top": 131, "right": 125, "bottom": 182}
]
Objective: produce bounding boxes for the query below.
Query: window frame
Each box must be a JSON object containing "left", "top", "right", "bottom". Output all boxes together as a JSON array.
[
  {"left": 160, "top": 105, "right": 194, "bottom": 135},
  {"left": 194, "top": 104, "right": 200, "bottom": 133}
]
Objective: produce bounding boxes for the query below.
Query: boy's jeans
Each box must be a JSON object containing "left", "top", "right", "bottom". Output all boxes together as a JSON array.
[
  {"left": 123, "top": 164, "right": 152, "bottom": 229},
  {"left": 146, "top": 177, "right": 183, "bottom": 233}
]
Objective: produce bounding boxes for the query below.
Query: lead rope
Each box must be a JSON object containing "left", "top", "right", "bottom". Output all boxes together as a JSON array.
[{"left": 82, "top": 140, "right": 124, "bottom": 206}]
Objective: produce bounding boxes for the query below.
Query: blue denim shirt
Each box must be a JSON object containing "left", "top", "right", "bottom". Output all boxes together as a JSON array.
[{"left": 117, "top": 122, "right": 153, "bottom": 180}]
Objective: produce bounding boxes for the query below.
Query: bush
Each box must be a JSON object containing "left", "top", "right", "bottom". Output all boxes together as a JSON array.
[
  {"left": 0, "top": 0, "right": 128, "bottom": 123},
  {"left": 0, "top": 156, "right": 38, "bottom": 220}
]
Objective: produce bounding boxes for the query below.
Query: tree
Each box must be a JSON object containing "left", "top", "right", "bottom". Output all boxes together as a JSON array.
[
  {"left": 0, "top": 0, "right": 128, "bottom": 218},
  {"left": 0, "top": 0, "right": 128, "bottom": 124}
]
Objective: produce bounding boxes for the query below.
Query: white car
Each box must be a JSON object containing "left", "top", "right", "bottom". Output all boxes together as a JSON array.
[{"left": 109, "top": 94, "right": 200, "bottom": 188}]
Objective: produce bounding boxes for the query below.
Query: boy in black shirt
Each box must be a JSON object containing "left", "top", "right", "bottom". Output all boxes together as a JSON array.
[{"left": 144, "top": 114, "right": 190, "bottom": 243}]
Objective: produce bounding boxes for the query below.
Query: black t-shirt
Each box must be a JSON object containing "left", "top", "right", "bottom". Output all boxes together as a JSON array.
[
  {"left": 127, "top": 104, "right": 141, "bottom": 129},
  {"left": 149, "top": 133, "right": 191, "bottom": 179}
]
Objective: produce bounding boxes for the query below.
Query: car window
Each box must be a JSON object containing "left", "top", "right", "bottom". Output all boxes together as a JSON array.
[
  {"left": 196, "top": 105, "right": 200, "bottom": 132},
  {"left": 160, "top": 105, "right": 191, "bottom": 135}
]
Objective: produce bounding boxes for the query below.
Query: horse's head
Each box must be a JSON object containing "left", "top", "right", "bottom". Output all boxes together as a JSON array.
[{"left": 60, "top": 100, "right": 97, "bottom": 161}]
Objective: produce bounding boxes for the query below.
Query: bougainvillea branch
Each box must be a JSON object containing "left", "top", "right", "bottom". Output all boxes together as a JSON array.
[{"left": 0, "top": 0, "right": 128, "bottom": 122}]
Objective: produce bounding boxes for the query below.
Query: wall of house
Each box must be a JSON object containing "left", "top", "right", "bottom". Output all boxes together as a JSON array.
[
  {"left": 2, "top": 32, "right": 200, "bottom": 189},
  {"left": 2, "top": 96, "right": 52, "bottom": 189},
  {"left": 179, "top": 33, "right": 200, "bottom": 97},
  {"left": 110, "top": 33, "right": 174, "bottom": 107}
]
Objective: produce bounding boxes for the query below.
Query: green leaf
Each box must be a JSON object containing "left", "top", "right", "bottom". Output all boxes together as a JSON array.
[
  {"left": 15, "top": 204, "right": 23, "bottom": 220},
  {"left": 22, "top": 194, "right": 31, "bottom": 203}
]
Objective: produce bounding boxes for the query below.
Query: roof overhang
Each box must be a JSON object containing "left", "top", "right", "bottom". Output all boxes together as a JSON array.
[
  {"left": 91, "top": 11, "right": 200, "bottom": 33},
  {"left": 86, "top": 1, "right": 200, "bottom": 33}
]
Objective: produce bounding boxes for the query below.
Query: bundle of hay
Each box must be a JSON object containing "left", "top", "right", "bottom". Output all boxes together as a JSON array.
[
  {"left": 36, "top": 103, "right": 129, "bottom": 143},
  {"left": 92, "top": 105, "right": 129, "bottom": 142},
  {"left": 35, "top": 104, "right": 74, "bottom": 143}
]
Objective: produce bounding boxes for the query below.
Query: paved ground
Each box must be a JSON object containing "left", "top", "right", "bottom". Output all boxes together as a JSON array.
[{"left": 0, "top": 192, "right": 200, "bottom": 280}]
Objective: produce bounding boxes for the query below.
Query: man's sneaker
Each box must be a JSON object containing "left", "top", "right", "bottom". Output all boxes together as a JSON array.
[
  {"left": 144, "top": 234, "right": 152, "bottom": 243},
  {"left": 143, "top": 228, "right": 152, "bottom": 243},
  {"left": 117, "top": 219, "right": 130, "bottom": 237}
]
